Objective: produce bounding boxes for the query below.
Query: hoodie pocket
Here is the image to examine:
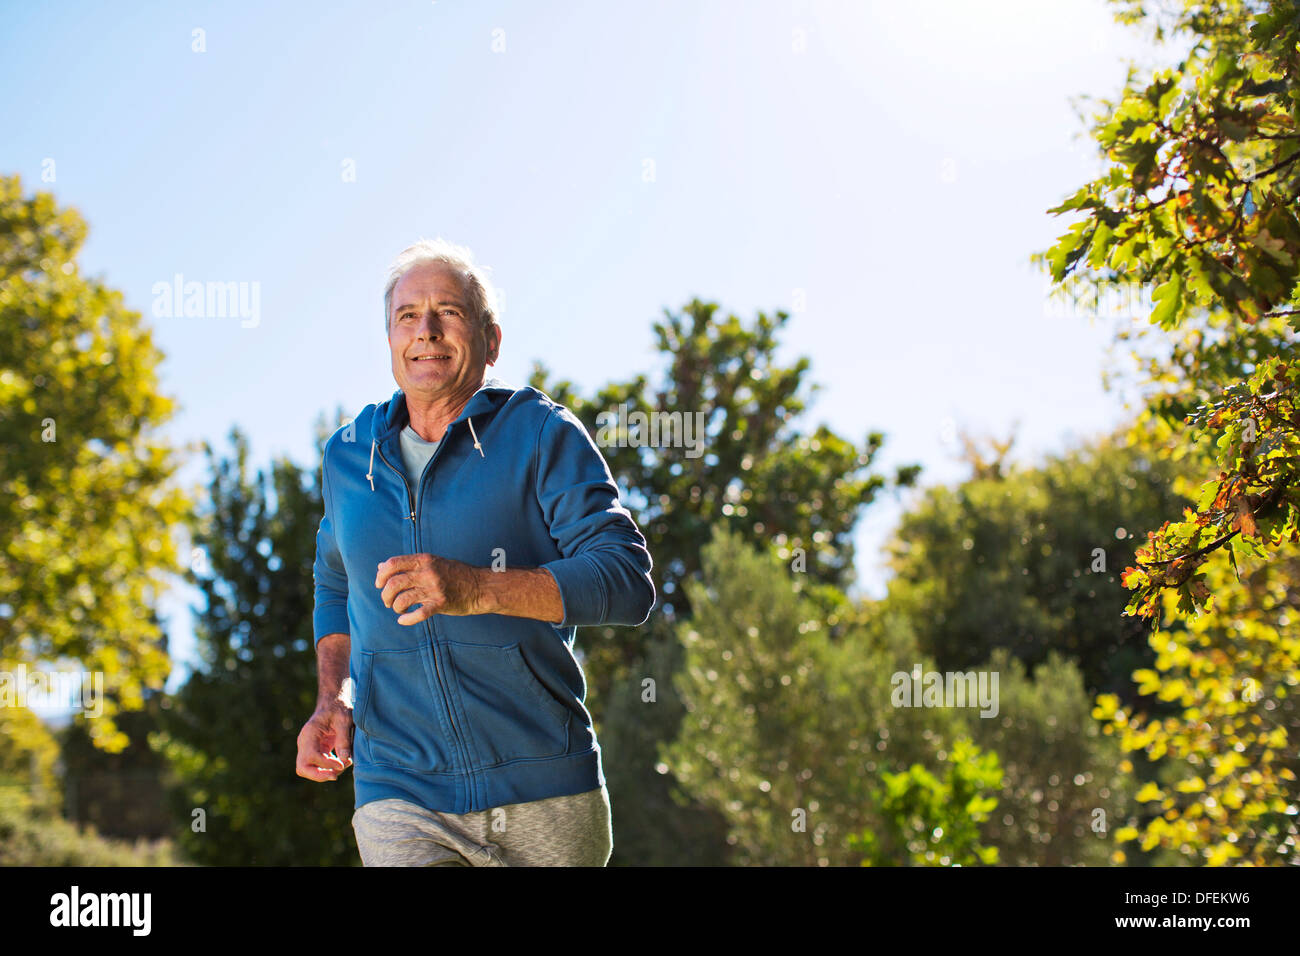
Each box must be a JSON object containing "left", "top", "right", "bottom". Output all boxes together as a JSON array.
[
  {"left": 354, "top": 646, "right": 456, "bottom": 772},
  {"left": 445, "top": 641, "right": 570, "bottom": 766}
]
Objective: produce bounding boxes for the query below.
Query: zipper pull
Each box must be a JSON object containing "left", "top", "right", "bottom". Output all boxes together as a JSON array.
[{"left": 409, "top": 511, "right": 416, "bottom": 522}]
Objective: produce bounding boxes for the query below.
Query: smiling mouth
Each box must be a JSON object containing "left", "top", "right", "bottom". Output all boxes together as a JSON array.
[{"left": 410, "top": 355, "right": 451, "bottom": 362}]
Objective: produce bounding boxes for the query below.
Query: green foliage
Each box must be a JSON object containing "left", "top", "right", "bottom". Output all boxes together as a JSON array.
[
  {"left": 1037, "top": 0, "right": 1300, "bottom": 620},
  {"left": 594, "top": 615, "right": 732, "bottom": 866},
  {"left": 151, "top": 424, "right": 358, "bottom": 865},
  {"left": 850, "top": 737, "right": 1002, "bottom": 867},
  {"left": 1096, "top": 541, "right": 1300, "bottom": 865},
  {"left": 1039, "top": 0, "right": 1300, "bottom": 866},
  {"left": 0, "top": 707, "right": 59, "bottom": 811},
  {"left": 662, "top": 523, "right": 968, "bottom": 865},
  {"left": 59, "top": 698, "right": 173, "bottom": 840},
  {"left": 648, "top": 467, "right": 1138, "bottom": 868},
  {"left": 0, "top": 788, "right": 183, "bottom": 866},
  {"left": 882, "top": 429, "right": 1197, "bottom": 702},
  {"left": 871, "top": 430, "right": 1161, "bottom": 864},
  {"left": 0, "top": 174, "right": 190, "bottom": 764},
  {"left": 960, "top": 649, "right": 1136, "bottom": 866}
]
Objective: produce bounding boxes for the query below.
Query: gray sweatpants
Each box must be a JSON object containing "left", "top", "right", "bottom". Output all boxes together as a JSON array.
[{"left": 351, "top": 785, "right": 612, "bottom": 866}]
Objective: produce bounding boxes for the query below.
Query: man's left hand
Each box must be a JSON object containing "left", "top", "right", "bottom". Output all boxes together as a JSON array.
[{"left": 376, "top": 553, "right": 487, "bottom": 624}]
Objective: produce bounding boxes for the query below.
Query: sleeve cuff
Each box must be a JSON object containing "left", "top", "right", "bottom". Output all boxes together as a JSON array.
[
  {"left": 314, "top": 603, "right": 351, "bottom": 646},
  {"left": 540, "top": 556, "right": 608, "bottom": 628}
]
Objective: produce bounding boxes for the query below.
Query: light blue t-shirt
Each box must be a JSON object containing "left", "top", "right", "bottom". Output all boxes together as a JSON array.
[{"left": 399, "top": 424, "right": 440, "bottom": 488}]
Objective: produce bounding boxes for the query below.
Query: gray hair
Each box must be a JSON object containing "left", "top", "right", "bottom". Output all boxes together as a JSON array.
[{"left": 383, "top": 238, "right": 501, "bottom": 337}]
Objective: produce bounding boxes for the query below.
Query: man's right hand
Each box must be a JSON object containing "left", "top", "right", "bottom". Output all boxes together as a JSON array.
[{"left": 296, "top": 701, "right": 354, "bottom": 782}]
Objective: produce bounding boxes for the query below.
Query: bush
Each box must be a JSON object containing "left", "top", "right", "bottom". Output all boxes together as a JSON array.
[{"left": 0, "top": 790, "right": 187, "bottom": 866}]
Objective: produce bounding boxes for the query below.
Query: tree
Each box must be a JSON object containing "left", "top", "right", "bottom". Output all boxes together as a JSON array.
[
  {"left": 1038, "top": 0, "right": 1300, "bottom": 620},
  {"left": 150, "top": 424, "right": 358, "bottom": 865},
  {"left": 870, "top": 429, "right": 1171, "bottom": 864},
  {"left": 667, "top": 524, "right": 1131, "bottom": 867},
  {"left": 1041, "top": 0, "right": 1300, "bottom": 865},
  {"left": 662, "top": 524, "right": 968, "bottom": 866},
  {"left": 0, "top": 791, "right": 182, "bottom": 866},
  {"left": 0, "top": 174, "right": 189, "bottom": 800},
  {"left": 1094, "top": 541, "right": 1300, "bottom": 865},
  {"left": 58, "top": 698, "right": 173, "bottom": 840},
  {"left": 594, "top": 613, "right": 732, "bottom": 866},
  {"left": 881, "top": 427, "right": 1197, "bottom": 702},
  {"left": 960, "top": 649, "right": 1137, "bottom": 867}
]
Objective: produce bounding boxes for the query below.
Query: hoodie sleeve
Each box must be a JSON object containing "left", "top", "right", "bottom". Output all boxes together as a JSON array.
[
  {"left": 313, "top": 443, "right": 351, "bottom": 645},
  {"left": 536, "top": 403, "right": 656, "bottom": 628}
]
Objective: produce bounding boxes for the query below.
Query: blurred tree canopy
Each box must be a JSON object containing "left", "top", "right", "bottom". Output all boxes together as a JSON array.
[
  {"left": 663, "top": 524, "right": 1133, "bottom": 866},
  {"left": 59, "top": 699, "right": 173, "bottom": 840},
  {"left": 0, "top": 174, "right": 189, "bottom": 804},
  {"left": 963, "top": 647, "right": 1139, "bottom": 866},
  {"left": 662, "top": 524, "right": 953, "bottom": 865},
  {"left": 0, "top": 789, "right": 181, "bottom": 866},
  {"left": 882, "top": 430, "right": 1199, "bottom": 703}
]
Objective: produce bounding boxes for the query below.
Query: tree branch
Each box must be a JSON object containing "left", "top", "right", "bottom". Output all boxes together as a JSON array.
[{"left": 1136, "top": 475, "right": 1292, "bottom": 568}]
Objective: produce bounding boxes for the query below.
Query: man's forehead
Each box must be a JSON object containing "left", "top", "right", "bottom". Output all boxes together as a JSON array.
[{"left": 392, "top": 264, "right": 469, "bottom": 309}]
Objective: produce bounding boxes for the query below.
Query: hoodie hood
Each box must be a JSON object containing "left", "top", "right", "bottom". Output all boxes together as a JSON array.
[
  {"left": 365, "top": 374, "right": 515, "bottom": 490},
  {"left": 371, "top": 374, "right": 516, "bottom": 444}
]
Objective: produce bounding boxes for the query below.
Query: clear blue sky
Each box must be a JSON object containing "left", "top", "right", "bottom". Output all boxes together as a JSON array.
[{"left": 2, "top": 0, "right": 1175, "bottom": 688}]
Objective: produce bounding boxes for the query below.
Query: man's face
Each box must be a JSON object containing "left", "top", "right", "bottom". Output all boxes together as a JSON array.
[{"left": 387, "top": 262, "right": 501, "bottom": 404}]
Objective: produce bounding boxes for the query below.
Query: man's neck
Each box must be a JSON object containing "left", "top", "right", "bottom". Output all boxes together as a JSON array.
[{"left": 403, "top": 377, "right": 484, "bottom": 442}]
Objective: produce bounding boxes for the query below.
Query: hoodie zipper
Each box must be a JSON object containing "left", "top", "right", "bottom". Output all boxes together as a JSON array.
[{"left": 374, "top": 433, "right": 471, "bottom": 777}]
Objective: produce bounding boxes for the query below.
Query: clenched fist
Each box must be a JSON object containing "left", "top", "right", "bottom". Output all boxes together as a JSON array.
[
  {"left": 375, "top": 553, "right": 488, "bottom": 624},
  {"left": 296, "top": 700, "right": 353, "bottom": 782}
]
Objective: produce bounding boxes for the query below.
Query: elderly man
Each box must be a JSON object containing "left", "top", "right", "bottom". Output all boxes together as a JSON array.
[{"left": 296, "top": 238, "right": 655, "bottom": 866}]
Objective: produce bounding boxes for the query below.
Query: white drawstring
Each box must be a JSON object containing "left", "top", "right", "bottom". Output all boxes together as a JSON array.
[
  {"left": 368, "top": 415, "right": 481, "bottom": 493},
  {"left": 468, "top": 416, "right": 484, "bottom": 458}
]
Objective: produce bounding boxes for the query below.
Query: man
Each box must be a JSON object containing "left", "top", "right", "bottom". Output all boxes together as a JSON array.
[{"left": 296, "top": 238, "right": 655, "bottom": 866}]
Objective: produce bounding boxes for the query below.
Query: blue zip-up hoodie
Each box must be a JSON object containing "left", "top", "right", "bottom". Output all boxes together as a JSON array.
[{"left": 312, "top": 375, "right": 655, "bottom": 814}]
